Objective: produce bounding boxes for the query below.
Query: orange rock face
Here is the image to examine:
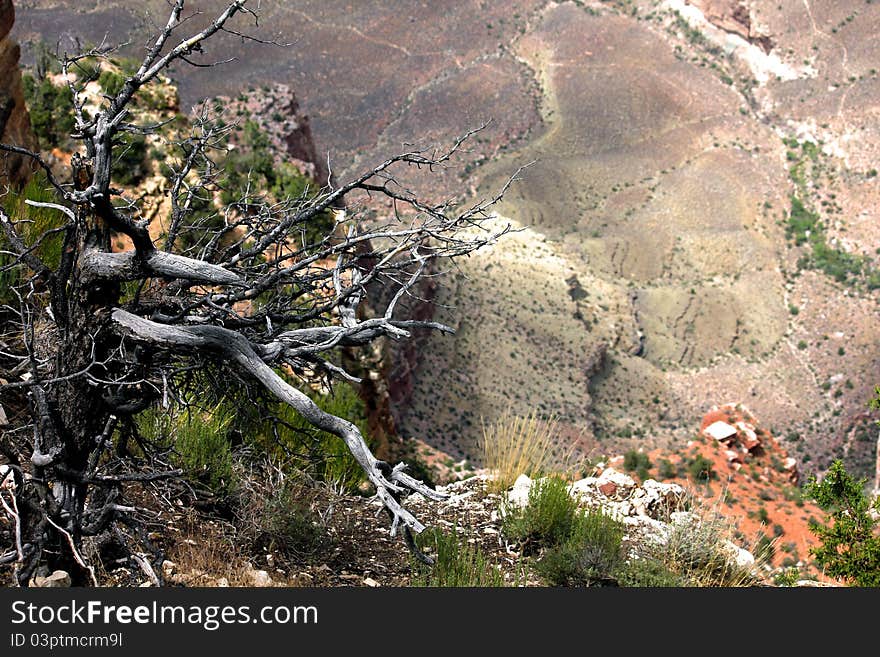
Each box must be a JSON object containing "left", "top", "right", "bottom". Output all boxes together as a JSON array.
[{"left": 0, "top": 0, "right": 37, "bottom": 188}]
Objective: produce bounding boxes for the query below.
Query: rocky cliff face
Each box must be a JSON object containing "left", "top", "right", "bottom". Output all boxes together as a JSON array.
[
  {"left": 0, "top": 0, "right": 36, "bottom": 187},
  {"left": 220, "top": 83, "right": 328, "bottom": 184}
]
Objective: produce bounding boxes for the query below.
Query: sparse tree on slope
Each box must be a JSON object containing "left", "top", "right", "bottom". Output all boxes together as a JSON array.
[{"left": 804, "top": 459, "right": 880, "bottom": 586}]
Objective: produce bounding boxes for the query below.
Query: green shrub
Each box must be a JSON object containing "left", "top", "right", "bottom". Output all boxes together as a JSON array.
[
  {"left": 245, "top": 382, "right": 374, "bottom": 494},
  {"left": 773, "top": 567, "right": 801, "bottom": 586},
  {"left": 618, "top": 558, "right": 684, "bottom": 587},
  {"left": 98, "top": 69, "right": 126, "bottom": 98},
  {"left": 535, "top": 508, "right": 625, "bottom": 587},
  {"left": 657, "top": 458, "right": 677, "bottom": 480},
  {"left": 804, "top": 459, "right": 880, "bottom": 586},
  {"left": 256, "top": 481, "right": 323, "bottom": 558},
  {"left": 0, "top": 176, "right": 67, "bottom": 303},
  {"left": 686, "top": 454, "right": 716, "bottom": 482},
  {"left": 136, "top": 404, "right": 235, "bottom": 496},
  {"left": 22, "top": 74, "right": 76, "bottom": 149},
  {"left": 172, "top": 407, "right": 236, "bottom": 495},
  {"left": 219, "top": 120, "right": 334, "bottom": 244},
  {"left": 502, "top": 476, "right": 579, "bottom": 552},
  {"left": 412, "top": 528, "right": 506, "bottom": 587},
  {"left": 623, "top": 449, "right": 652, "bottom": 479}
]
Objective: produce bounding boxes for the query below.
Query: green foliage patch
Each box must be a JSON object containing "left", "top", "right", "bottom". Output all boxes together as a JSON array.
[{"left": 804, "top": 459, "right": 880, "bottom": 586}]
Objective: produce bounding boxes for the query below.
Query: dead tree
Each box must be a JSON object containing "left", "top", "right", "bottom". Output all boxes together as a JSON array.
[{"left": 0, "top": 0, "right": 518, "bottom": 585}]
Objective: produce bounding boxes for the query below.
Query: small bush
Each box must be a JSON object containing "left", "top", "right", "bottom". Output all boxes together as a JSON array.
[
  {"left": 647, "top": 502, "right": 756, "bottom": 587},
  {"left": 773, "top": 567, "right": 801, "bottom": 587},
  {"left": 412, "top": 528, "right": 506, "bottom": 587},
  {"left": 503, "top": 476, "right": 579, "bottom": 552},
  {"left": 256, "top": 481, "right": 323, "bottom": 559},
  {"left": 657, "top": 458, "right": 677, "bottom": 480},
  {"left": 243, "top": 382, "right": 375, "bottom": 494},
  {"left": 172, "top": 408, "right": 236, "bottom": 495},
  {"left": 535, "top": 509, "right": 625, "bottom": 587},
  {"left": 0, "top": 176, "right": 65, "bottom": 303},
  {"left": 618, "top": 558, "right": 684, "bottom": 587},
  {"left": 22, "top": 73, "right": 76, "bottom": 149},
  {"left": 686, "top": 454, "right": 716, "bottom": 482},
  {"left": 98, "top": 69, "right": 126, "bottom": 98},
  {"left": 136, "top": 404, "right": 235, "bottom": 496},
  {"left": 623, "top": 450, "right": 652, "bottom": 480}
]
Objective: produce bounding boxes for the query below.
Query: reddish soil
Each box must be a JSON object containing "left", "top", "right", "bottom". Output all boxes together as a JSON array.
[{"left": 634, "top": 403, "right": 839, "bottom": 581}]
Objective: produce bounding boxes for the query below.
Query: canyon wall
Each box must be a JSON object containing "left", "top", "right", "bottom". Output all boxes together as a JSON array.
[{"left": 0, "top": 0, "right": 36, "bottom": 187}]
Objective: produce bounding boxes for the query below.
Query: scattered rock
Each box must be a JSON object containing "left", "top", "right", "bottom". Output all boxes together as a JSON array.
[
  {"left": 569, "top": 476, "right": 600, "bottom": 499},
  {"left": 631, "top": 480, "right": 688, "bottom": 520},
  {"left": 161, "top": 560, "right": 177, "bottom": 579},
  {"left": 596, "top": 468, "right": 637, "bottom": 498},
  {"left": 32, "top": 570, "right": 71, "bottom": 588},
  {"left": 363, "top": 577, "right": 379, "bottom": 587},
  {"left": 794, "top": 579, "right": 838, "bottom": 587},
  {"left": 246, "top": 566, "right": 274, "bottom": 587},
  {"left": 622, "top": 515, "right": 670, "bottom": 548}
]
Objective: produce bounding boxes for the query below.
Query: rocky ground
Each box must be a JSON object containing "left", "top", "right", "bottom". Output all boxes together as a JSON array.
[{"left": 19, "top": 400, "right": 837, "bottom": 589}]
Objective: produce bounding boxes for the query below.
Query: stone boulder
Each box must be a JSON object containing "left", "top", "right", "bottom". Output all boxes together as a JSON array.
[
  {"left": 594, "top": 467, "right": 637, "bottom": 499},
  {"left": 722, "top": 540, "right": 756, "bottom": 569},
  {"left": 505, "top": 473, "right": 533, "bottom": 509},
  {"left": 31, "top": 570, "right": 71, "bottom": 588},
  {"left": 631, "top": 480, "right": 688, "bottom": 521}
]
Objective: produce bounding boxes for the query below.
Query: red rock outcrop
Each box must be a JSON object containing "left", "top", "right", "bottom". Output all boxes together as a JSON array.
[
  {"left": 0, "top": 0, "right": 36, "bottom": 187},
  {"left": 689, "top": 0, "right": 774, "bottom": 53}
]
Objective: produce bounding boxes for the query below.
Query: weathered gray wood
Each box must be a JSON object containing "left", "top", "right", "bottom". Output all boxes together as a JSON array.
[
  {"left": 111, "top": 309, "right": 445, "bottom": 534},
  {"left": 80, "top": 249, "right": 241, "bottom": 285}
]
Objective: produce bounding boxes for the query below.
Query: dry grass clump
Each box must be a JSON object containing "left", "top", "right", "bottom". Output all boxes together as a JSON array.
[
  {"left": 478, "top": 409, "right": 583, "bottom": 493},
  {"left": 167, "top": 531, "right": 254, "bottom": 587},
  {"left": 644, "top": 494, "right": 761, "bottom": 587}
]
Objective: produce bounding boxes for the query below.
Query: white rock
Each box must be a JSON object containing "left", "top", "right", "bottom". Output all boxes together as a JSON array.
[
  {"left": 216, "top": 577, "right": 229, "bottom": 587},
  {"left": 622, "top": 516, "right": 670, "bottom": 547},
  {"left": 363, "top": 577, "right": 379, "bottom": 587},
  {"left": 723, "top": 540, "right": 756, "bottom": 569},
  {"left": 249, "top": 569, "right": 273, "bottom": 587},
  {"left": 596, "top": 467, "right": 636, "bottom": 492},
  {"left": 633, "top": 480, "right": 688, "bottom": 520},
  {"left": 704, "top": 420, "right": 737, "bottom": 442},
  {"left": 569, "top": 477, "right": 600, "bottom": 497},
  {"left": 506, "top": 474, "right": 533, "bottom": 509}
]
